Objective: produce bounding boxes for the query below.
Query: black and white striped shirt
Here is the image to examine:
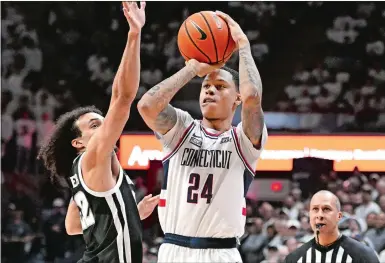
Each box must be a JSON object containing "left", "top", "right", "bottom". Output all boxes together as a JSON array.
[
  {"left": 68, "top": 154, "right": 142, "bottom": 263},
  {"left": 284, "top": 235, "right": 379, "bottom": 263}
]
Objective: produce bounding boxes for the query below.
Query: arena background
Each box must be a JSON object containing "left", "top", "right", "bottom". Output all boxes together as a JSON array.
[{"left": 1, "top": 1, "right": 385, "bottom": 263}]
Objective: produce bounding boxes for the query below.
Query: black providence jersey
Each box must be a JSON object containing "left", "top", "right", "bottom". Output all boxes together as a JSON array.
[
  {"left": 68, "top": 153, "right": 142, "bottom": 263},
  {"left": 284, "top": 235, "right": 379, "bottom": 263}
]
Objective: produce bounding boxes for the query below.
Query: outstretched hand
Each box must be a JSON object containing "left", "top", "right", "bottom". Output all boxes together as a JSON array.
[
  {"left": 122, "top": 1, "right": 146, "bottom": 34},
  {"left": 137, "top": 194, "right": 159, "bottom": 220}
]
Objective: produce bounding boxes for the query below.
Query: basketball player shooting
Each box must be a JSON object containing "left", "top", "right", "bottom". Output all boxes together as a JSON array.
[
  {"left": 38, "top": 2, "right": 158, "bottom": 263},
  {"left": 138, "top": 11, "right": 268, "bottom": 263}
]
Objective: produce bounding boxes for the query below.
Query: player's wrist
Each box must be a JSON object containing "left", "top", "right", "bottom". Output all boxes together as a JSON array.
[
  {"left": 128, "top": 30, "right": 141, "bottom": 39},
  {"left": 185, "top": 60, "right": 199, "bottom": 76},
  {"left": 237, "top": 38, "right": 250, "bottom": 49}
]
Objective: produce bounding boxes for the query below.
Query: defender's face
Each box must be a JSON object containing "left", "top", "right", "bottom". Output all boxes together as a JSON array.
[
  {"left": 309, "top": 193, "right": 342, "bottom": 234},
  {"left": 72, "top": 112, "right": 104, "bottom": 150},
  {"left": 199, "top": 69, "right": 239, "bottom": 120}
]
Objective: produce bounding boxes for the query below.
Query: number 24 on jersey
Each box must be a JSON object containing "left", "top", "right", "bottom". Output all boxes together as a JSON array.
[{"left": 187, "top": 173, "right": 213, "bottom": 204}]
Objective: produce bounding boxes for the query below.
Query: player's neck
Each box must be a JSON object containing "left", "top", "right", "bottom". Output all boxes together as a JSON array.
[
  {"left": 317, "top": 230, "right": 341, "bottom": 246},
  {"left": 201, "top": 118, "right": 232, "bottom": 133}
]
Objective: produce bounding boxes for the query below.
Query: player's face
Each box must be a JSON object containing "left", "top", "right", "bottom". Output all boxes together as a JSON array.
[
  {"left": 72, "top": 112, "right": 104, "bottom": 151},
  {"left": 200, "top": 69, "right": 240, "bottom": 121},
  {"left": 309, "top": 193, "right": 342, "bottom": 235}
]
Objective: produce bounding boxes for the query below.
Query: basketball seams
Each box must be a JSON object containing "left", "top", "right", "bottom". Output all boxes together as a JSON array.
[
  {"left": 178, "top": 11, "right": 236, "bottom": 65},
  {"left": 179, "top": 49, "right": 191, "bottom": 61},
  {"left": 223, "top": 51, "right": 233, "bottom": 62},
  {"left": 184, "top": 20, "right": 212, "bottom": 64},
  {"left": 222, "top": 18, "right": 231, "bottom": 62},
  {"left": 199, "top": 12, "right": 218, "bottom": 64}
]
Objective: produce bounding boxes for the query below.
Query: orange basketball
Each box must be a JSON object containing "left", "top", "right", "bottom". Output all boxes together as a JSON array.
[{"left": 177, "top": 11, "right": 236, "bottom": 64}]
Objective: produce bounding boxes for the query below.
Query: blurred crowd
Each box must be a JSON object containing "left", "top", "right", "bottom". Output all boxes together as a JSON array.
[
  {"left": 273, "top": 2, "right": 385, "bottom": 132},
  {"left": 1, "top": 1, "right": 385, "bottom": 263}
]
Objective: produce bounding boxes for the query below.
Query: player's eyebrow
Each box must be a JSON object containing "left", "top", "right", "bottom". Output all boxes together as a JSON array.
[
  {"left": 88, "top": 118, "right": 100, "bottom": 123},
  {"left": 203, "top": 79, "right": 228, "bottom": 84}
]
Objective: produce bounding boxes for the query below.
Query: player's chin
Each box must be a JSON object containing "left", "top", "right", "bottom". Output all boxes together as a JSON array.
[
  {"left": 201, "top": 102, "right": 219, "bottom": 110},
  {"left": 201, "top": 107, "right": 220, "bottom": 119}
]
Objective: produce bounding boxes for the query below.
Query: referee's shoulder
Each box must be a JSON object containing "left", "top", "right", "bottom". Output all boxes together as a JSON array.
[
  {"left": 341, "top": 235, "right": 380, "bottom": 262},
  {"left": 283, "top": 239, "right": 313, "bottom": 263}
]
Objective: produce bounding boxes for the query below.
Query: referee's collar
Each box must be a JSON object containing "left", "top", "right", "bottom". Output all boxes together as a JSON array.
[{"left": 312, "top": 234, "right": 346, "bottom": 252}]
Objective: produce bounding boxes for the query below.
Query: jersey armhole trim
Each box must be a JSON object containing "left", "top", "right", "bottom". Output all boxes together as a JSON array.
[
  {"left": 77, "top": 153, "right": 124, "bottom": 197},
  {"left": 231, "top": 128, "right": 255, "bottom": 176},
  {"left": 162, "top": 121, "right": 195, "bottom": 162}
]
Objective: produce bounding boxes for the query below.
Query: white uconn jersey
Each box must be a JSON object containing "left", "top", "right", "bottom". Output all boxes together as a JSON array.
[{"left": 157, "top": 108, "right": 268, "bottom": 238}]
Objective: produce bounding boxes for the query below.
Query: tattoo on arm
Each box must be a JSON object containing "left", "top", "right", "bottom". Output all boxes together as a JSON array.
[
  {"left": 147, "top": 85, "right": 161, "bottom": 96},
  {"left": 239, "top": 45, "right": 263, "bottom": 97},
  {"left": 242, "top": 105, "right": 264, "bottom": 146},
  {"left": 238, "top": 45, "right": 265, "bottom": 145},
  {"left": 144, "top": 65, "right": 196, "bottom": 111},
  {"left": 140, "top": 65, "right": 196, "bottom": 133},
  {"left": 154, "top": 104, "right": 177, "bottom": 134}
]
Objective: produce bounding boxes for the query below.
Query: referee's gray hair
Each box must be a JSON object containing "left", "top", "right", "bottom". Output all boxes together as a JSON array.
[{"left": 313, "top": 190, "right": 341, "bottom": 211}]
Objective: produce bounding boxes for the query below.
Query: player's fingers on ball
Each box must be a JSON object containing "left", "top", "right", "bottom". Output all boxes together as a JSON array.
[
  {"left": 211, "top": 62, "right": 224, "bottom": 70},
  {"left": 215, "top": 11, "right": 226, "bottom": 18},
  {"left": 215, "top": 11, "right": 230, "bottom": 21},
  {"left": 216, "top": 61, "right": 225, "bottom": 67},
  {"left": 216, "top": 11, "right": 236, "bottom": 25}
]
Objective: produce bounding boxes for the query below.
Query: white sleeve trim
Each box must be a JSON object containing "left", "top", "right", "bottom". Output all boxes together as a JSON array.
[{"left": 77, "top": 153, "right": 124, "bottom": 197}]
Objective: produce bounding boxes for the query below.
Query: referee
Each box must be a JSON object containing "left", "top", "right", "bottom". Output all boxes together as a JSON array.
[{"left": 284, "top": 190, "right": 379, "bottom": 263}]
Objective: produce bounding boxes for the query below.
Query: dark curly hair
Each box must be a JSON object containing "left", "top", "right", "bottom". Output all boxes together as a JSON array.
[{"left": 38, "top": 106, "right": 103, "bottom": 187}]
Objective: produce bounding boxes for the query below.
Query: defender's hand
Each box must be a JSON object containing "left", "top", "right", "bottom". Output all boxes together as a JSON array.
[
  {"left": 122, "top": 1, "right": 146, "bottom": 33},
  {"left": 215, "top": 11, "right": 249, "bottom": 48},
  {"left": 137, "top": 194, "right": 159, "bottom": 220},
  {"left": 186, "top": 59, "right": 225, "bottom": 78}
]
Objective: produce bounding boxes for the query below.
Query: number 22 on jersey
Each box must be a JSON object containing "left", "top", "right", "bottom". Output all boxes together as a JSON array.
[
  {"left": 187, "top": 173, "right": 213, "bottom": 204},
  {"left": 74, "top": 191, "right": 96, "bottom": 230}
]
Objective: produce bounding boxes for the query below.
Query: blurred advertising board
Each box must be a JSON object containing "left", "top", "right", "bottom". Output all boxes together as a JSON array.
[{"left": 119, "top": 134, "right": 385, "bottom": 172}]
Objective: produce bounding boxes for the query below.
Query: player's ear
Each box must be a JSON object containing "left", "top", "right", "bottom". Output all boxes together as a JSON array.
[
  {"left": 71, "top": 138, "right": 84, "bottom": 150},
  {"left": 235, "top": 93, "right": 241, "bottom": 106}
]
